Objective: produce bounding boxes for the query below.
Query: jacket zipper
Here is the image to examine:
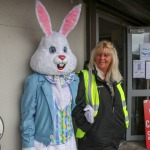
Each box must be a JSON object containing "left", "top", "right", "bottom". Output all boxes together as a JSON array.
[{"left": 112, "top": 96, "right": 115, "bottom": 113}]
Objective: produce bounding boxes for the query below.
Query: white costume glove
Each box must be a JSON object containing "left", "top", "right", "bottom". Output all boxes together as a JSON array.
[{"left": 84, "top": 104, "right": 94, "bottom": 124}]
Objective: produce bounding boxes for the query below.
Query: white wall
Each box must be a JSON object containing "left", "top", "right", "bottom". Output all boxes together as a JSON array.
[{"left": 0, "top": 0, "right": 86, "bottom": 149}]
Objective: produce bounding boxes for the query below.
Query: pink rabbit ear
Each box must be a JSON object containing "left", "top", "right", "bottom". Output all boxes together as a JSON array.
[
  {"left": 36, "top": 1, "right": 52, "bottom": 36},
  {"left": 59, "top": 4, "right": 82, "bottom": 37}
]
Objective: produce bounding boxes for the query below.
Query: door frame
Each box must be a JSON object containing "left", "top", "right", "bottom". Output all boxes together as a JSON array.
[
  {"left": 126, "top": 26, "right": 150, "bottom": 141},
  {"left": 96, "top": 12, "right": 127, "bottom": 93}
]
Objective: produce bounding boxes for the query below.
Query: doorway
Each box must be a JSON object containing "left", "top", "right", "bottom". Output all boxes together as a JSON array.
[
  {"left": 96, "top": 13, "right": 127, "bottom": 92},
  {"left": 126, "top": 27, "right": 150, "bottom": 141},
  {"left": 96, "top": 13, "right": 150, "bottom": 141}
]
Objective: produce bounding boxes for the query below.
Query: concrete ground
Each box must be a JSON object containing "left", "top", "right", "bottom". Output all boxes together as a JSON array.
[
  {"left": 129, "top": 141, "right": 147, "bottom": 149},
  {"left": 120, "top": 141, "right": 147, "bottom": 150}
]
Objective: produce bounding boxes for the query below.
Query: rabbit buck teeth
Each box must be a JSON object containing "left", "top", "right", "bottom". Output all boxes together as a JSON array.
[
  {"left": 57, "top": 63, "right": 65, "bottom": 70},
  {"left": 53, "top": 56, "right": 68, "bottom": 71}
]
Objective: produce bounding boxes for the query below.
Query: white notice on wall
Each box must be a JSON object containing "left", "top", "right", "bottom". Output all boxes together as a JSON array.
[
  {"left": 140, "top": 43, "right": 150, "bottom": 61},
  {"left": 133, "top": 60, "right": 145, "bottom": 78},
  {"left": 146, "top": 61, "right": 150, "bottom": 79}
]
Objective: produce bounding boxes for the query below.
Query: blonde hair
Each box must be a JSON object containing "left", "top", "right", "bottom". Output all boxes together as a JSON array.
[{"left": 88, "top": 40, "right": 122, "bottom": 83}]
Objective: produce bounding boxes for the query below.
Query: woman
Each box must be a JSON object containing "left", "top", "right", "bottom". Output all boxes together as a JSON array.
[{"left": 72, "top": 40, "right": 129, "bottom": 150}]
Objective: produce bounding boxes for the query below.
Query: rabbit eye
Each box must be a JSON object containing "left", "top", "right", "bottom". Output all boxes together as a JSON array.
[
  {"left": 63, "top": 47, "right": 67, "bottom": 53},
  {"left": 49, "top": 46, "right": 56, "bottom": 53}
]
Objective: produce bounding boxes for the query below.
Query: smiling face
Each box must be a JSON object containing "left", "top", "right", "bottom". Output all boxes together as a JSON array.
[{"left": 94, "top": 46, "right": 112, "bottom": 75}]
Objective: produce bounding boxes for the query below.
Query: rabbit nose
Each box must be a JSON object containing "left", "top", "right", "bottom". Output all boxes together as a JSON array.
[{"left": 58, "top": 55, "right": 66, "bottom": 60}]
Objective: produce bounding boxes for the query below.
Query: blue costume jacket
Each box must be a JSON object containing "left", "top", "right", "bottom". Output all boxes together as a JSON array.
[{"left": 20, "top": 73, "right": 79, "bottom": 148}]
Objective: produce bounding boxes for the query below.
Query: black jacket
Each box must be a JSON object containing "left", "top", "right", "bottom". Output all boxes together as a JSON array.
[{"left": 72, "top": 69, "right": 126, "bottom": 150}]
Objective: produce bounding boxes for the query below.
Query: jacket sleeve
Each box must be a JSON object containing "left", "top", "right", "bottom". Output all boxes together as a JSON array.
[
  {"left": 20, "top": 76, "right": 37, "bottom": 148},
  {"left": 72, "top": 72, "right": 92, "bottom": 132}
]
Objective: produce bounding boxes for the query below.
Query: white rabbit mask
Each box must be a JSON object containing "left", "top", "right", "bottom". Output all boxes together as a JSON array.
[{"left": 30, "top": 1, "right": 82, "bottom": 76}]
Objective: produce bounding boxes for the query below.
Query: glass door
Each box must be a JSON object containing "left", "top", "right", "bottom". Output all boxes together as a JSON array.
[{"left": 127, "top": 27, "right": 150, "bottom": 141}]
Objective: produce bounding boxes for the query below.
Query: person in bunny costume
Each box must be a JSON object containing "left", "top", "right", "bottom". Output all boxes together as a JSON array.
[{"left": 20, "top": 1, "right": 83, "bottom": 150}]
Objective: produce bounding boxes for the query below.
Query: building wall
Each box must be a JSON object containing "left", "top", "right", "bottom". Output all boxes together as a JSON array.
[{"left": 0, "top": 0, "right": 86, "bottom": 149}]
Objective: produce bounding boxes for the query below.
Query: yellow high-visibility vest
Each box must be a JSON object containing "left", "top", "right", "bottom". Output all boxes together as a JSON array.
[{"left": 76, "top": 70, "right": 129, "bottom": 138}]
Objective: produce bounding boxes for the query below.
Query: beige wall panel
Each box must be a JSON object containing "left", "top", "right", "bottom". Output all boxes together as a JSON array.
[{"left": 0, "top": 25, "right": 42, "bottom": 150}]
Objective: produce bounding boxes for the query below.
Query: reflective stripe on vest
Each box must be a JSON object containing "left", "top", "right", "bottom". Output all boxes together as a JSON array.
[
  {"left": 116, "top": 83, "right": 129, "bottom": 128},
  {"left": 80, "top": 70, "right": 99, "bottom": 115},
  {"left": 76, "top": 70, "right": 129, "bottom": 138}
]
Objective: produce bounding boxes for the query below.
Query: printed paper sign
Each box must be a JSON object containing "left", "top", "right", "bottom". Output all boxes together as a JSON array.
[
  {"left": 140, "top": 43, "right": 150, "bottom": 61},
  {"left": 146, "top": 61, "right": 150, "bottom": 79},
  {"left": 133, "top": 60, "right": 145, "bottom": 78}
]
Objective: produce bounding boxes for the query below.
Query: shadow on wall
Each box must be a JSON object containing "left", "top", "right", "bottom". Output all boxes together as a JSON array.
[{"left": 0, "top": 117, "right": 4, "bottom": 150}]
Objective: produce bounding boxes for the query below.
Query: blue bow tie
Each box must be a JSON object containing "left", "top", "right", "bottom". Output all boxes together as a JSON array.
[{"left": 45, "top": 73, "right": 75, "bottom": 87}]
